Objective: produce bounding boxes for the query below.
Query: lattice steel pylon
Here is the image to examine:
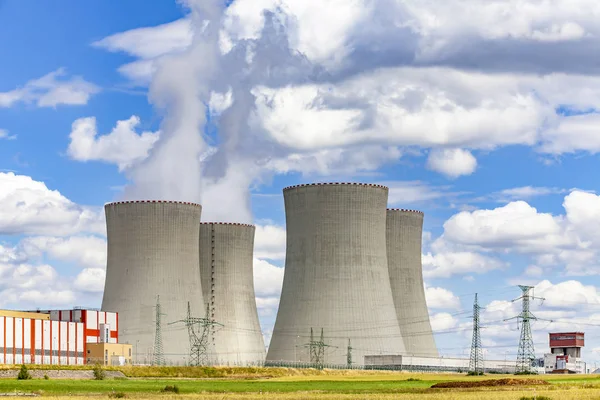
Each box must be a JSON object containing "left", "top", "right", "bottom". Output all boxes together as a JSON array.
[
  {"left": 469, "top": 293, "right": 484, "bottom": 374},
  {"left": 168, "top": 302, "right": 223, "bottom": 366},
  {"left": 152, "top": 295, "right": 166, "bottom": 366},
  {"left": 346, "top": 338, "right": 353, "bottom": 368},
  {"left": 505, "top": 285, "right": 549, "bottom": 374},
  {"left": 303, "top": 328, "right": 335, "bottom": 369}
]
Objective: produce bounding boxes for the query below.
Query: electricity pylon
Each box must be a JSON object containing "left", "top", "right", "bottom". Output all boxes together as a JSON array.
[
  {"left": 505, "top": 285, "right": 551, "bottom": 374},
  {"left": 346, "top": 338, "right": 353, "bottom": 368},
  {"left": 469, "top": 293, "right": 483, "bottom": 374},
  {"left": 169, "top": 302, "right": 223, "bottom": 366},
  {"left": 152, "top": 295, "right": 166, "bottom": 365},
  {"left": 303, "top": 328, "right": 335, "bottom": 369}
]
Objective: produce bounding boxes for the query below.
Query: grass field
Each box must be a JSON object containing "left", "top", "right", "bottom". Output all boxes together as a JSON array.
[{"left": 1, "top": 368, "right": 600, "bottom": 399}]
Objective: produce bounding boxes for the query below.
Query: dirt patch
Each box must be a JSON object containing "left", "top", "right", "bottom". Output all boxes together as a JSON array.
[{"left": 431, "top": 378, "right": 550, "bottom": 388}]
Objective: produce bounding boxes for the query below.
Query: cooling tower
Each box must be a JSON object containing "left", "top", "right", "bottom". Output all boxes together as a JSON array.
[
  {"left": 101, "top": 201, "right": 205, "bottom": 365},
  {"left": 267, "top": 183, "right": 406, "bottom": 366},
  {"left": 199, "top": 223, "right": 266, "bottom": 366},
  {"left": 386, "top": 209, "right": 438, "bottom": 357}
]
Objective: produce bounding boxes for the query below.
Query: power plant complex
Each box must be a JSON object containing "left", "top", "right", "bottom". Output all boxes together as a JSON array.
[
  {"left": 98, "top": 182, "right": 438, "bottom": 366},
  {"left": 1, "top": 181, "right": 589, "bottom": 372},
  {"left": 1, "top": 182, "right": 443, "bottom": 367}
]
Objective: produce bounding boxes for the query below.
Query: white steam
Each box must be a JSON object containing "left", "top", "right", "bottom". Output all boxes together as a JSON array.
[
  {"left": 122, "top": 2, "right": 313, "bottom": 224},
  {"left": 123, "top": 1, "right": 224, "bottom": 204}
]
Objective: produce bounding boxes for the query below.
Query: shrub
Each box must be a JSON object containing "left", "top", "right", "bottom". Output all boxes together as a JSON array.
[
  {"left": 109, "top": 391, "right": 127, "bottom": 398},
  {"left": 93, "top": 363, "right": 106, "bottom": 380},
  {"left": 406, "top": 378, "right": 421, "bottom": 381},
  {"left": 43, "top": 374, "right": 49, "bottom": 380},
  {"left": 161, "top": 385, "right": 180, "bottom": 394},
  {"left": 467, "top": 371, "right": 485, "bottom": 376},
  {"left": 17, "top": 364, "right": 32, "bottom": 380}
]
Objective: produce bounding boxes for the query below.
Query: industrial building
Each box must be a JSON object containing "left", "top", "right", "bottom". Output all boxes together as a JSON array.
[
  {"left": 365, "top": 354, "right": 516, "bottom": 373},
  {"left": 101, "top": 200, "right": 206, "bottom": 365},
  {"left": 544, "top": 332, "right": 586, "bottom": 374},
  {"left": 386, "top": 209, "right": 437, "bottom": 357},
  {"left": 199, "top": 222, "right": 266, "bottom": 366},
  {"left": 0, "top": 309, "right": 128, "bottom": 366},
  {"left": 267, "top": 183, "right": 407, "bottom": 366}
]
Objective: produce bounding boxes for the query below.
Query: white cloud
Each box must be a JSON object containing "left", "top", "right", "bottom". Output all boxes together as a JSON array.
[
  {"left": 265, "top": 146, "right": 402, "bottom": 177},
  {"left": 253, "top": 258, "right": 284, "bottom": 297},
  {"left": 67, "top": 116, "right": 159, "bottom": 171},
  {"left": 385, "top": 181, "right": 456, "bottom": 206},
  {"left": 422, "top": 251, "right": 505, "bottom": 278},
  {"left": 438, "top": 190, "right": 600, "bottom": 275},
  {"left": 254, "top": 224, "right": 286, "bottom": 260},
  {"left": 442, "top": 201, "right": 566, "bottom": 249},
  {"left": 540, "top": 113, "right": 600, "bottom": 154},
  {"left": 491, "top": 186, "right": 566, "bottom": 202},
  {"left": 0, "top": 172, "right": 104, "bottom": 236},
  {"left": 19, "top": 235, "right": 106, "bottom": 269},
  {"left": 74, "top": 268, "right": 106, "bottom": 293},
  {"left": 92, "top": 18, "right": 193, "bottom": 84},
  {"left": 0, "top": 262, "right": 76, "bottom": 309},
  {"left": 426, "top": 148, "right": 477, "bottom": 178},
  {"left": 425, "top": 286, "right": 461, "bottom": 310},
  {"left": 430, "top": 312, "right": 458, "bottom": 332},
  {"left": 0, "top": 129, "right": 16, "bottom": 140},
  {"left": 0, "top": 68, "right": 99, "bottom": 108}
]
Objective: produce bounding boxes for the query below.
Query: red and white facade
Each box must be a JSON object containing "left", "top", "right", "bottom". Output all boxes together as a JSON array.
[
  {"left": 0, "top": 309, "right": 121, "bottom": 366},
  {"left": 0, "top": 317, "right": 85, "bottom": 365},
  {"left": 32, "top": 310, "right": 119, "bottom": 344}
]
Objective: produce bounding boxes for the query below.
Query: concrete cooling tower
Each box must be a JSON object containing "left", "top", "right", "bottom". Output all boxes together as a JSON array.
[
  {"left": 102, "top": 201, "right": 205, "bottom": 365},
  {"left": 267, "top": 183, "right": 406, "bottom": 366},
  {"left": 199, "top": 223, "right": 266, "bottom": 366},
  {"left": 386, "top": 209, "right": 438, "bottom": 357}
]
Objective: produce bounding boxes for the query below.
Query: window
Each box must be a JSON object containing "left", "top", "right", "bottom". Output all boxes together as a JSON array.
[
  {"left": 87, "top": 350, "right": 91, "bottom": 354},
  {"left": 129, "top": 349, "right": 131, "bottom": 357}
]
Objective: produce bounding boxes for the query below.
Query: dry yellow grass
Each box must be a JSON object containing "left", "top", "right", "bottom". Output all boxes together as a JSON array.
[{"left": 29, "top": 389, "right": 600, "bottom": 400}]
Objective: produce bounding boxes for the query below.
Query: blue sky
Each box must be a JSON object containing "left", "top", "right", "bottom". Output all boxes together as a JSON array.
[{"left": 3, "top": 0, "right": 600, "bottom": 365}]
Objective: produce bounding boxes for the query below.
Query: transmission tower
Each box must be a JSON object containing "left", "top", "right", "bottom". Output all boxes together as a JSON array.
[
  {"left": 505, "top": 285, "right": 550, "bottom": 374},
  {"left": 346, "top": 338, "right": 353, "bottom": 368},
  {"left": 168, "top": 302, "right": 223, "bottom": 366},
  {"left": 152, "top": 295, "right": 166, "bottom": 366},
  {"left": 469, "top": 293, "right": 484, "bottom": 374},
  {"left": 302, "top": 328, "right": 335, "bottom": 369}
]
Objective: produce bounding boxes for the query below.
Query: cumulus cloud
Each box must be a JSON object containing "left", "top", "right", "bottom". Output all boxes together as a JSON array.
[
  {"left": 254, "top": 224, "right": 286, "bottom": 260},
  {"left": 425, "top": 286, "right": 461, "bottom": 310},
  {"left": 422, "top": 251, "right": 506, "bottom": 278},
  {"left": 74, "top": 268, "right": 106, "bottom": 293},
  {"left": 430, "top": 312, "right": 459, "bottom": 332},
  {"left": 0, "top": 68, "right": 99, "bottom": 108},
  {"left": 426, "top": 148, "right": 477, "bottom": 178},
  {"left": 19, "top": 235, "right": 106, "bottom": 269},
  {"left": 67, "top": 116, "right": 159, "bottom": 171},
  {"left": 0, "top": 172, "right": 104, "bottom": 236},
  {"left": 253, "top": 258, "right": 284, "bottom": 297},
  {"left": 0, "top": 261, "right": 76, "bottom": 309},
  {"left": 437, "top": 190, "right": 600, "bottom": 275}
]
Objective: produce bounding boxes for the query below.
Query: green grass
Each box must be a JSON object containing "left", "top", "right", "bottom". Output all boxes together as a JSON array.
[{"left": 0, "top": 378, "right": 439, "bottom": 395}]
